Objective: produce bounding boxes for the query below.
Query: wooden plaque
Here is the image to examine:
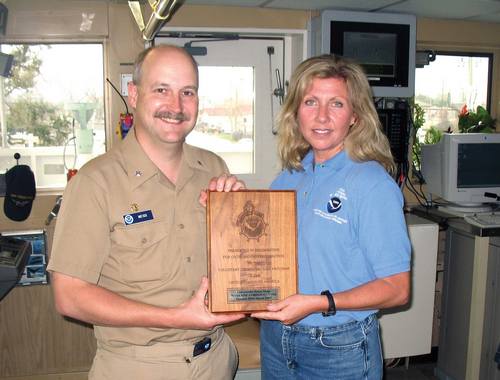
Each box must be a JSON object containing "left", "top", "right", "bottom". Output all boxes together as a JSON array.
[{"left": 207, "top": 190, "right": 298, "bottom": 313}]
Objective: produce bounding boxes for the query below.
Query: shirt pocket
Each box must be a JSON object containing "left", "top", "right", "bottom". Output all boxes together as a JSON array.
[{"left": 110, "top": 221, "right": 170, "bottom": 284}]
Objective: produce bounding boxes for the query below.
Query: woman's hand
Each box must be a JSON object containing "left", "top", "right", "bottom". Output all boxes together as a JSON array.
[{"left": 251, "top": 294, "right": 326, "bottom": 325}]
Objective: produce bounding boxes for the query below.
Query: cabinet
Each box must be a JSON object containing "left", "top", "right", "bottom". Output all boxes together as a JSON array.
[
  {"left": 436, "top": 225, "right": 500, "bottom": 380},
  {"left": 412, "top": 205, "right": 500, "bottom": 380},
  {"left": 378, "top": 214, "right": 439, "bottom": 358},
  {"left": 0, "top": 206, "right": 96, "bottom": 379}
]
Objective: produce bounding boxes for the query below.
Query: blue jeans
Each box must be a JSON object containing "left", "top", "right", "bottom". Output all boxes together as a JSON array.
[{"left": 260, "top": 314, "right": 383, "bottom": 380}]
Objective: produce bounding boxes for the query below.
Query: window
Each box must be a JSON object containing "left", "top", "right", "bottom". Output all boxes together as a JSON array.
[
  {"left": 415, "top": 52, "right": 492, "bottom": 141},
  {"left": 156, "top": 36, "right": 284, "bottom": 188},
  {"left": 195, "top": 65, "right": 254, "bottom": 174},
  {"left": 0, "top": 43, "right": 105, "bottom": 190}
]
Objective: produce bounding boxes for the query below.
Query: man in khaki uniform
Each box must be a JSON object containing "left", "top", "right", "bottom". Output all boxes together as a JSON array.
[{"left": 48, "top": 45, "right": 246, "bottom": 380}]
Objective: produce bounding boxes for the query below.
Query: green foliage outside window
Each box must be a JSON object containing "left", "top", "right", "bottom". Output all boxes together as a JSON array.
[
  {"left": 410, "top": 101, "right": 425, "bottom": 172},
  {"left": 3, "top": 45, "right": 73, "bottom": 147},
  {"left": 6, "top": 98, "right": 71, "bottom": 146}
]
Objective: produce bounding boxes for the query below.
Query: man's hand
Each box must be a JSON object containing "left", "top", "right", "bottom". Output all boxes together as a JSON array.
[
  {"left": 175, "top": 277, "right": 246, "bottom": 330},
  {"left": 51, "top": 272, "right": 245, "bottom": 330},
  {"left": 199, "top": 174, "right": 246, "bottom": 206}
]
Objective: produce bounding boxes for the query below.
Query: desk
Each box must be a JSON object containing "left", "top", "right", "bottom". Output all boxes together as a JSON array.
[{"left": 412, "top": 206, "right": 500, "bottom": 380}]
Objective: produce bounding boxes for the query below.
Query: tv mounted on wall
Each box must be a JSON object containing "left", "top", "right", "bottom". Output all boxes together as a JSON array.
[{"left": 308, "top": 10, "right": 416, "bottom": 98}]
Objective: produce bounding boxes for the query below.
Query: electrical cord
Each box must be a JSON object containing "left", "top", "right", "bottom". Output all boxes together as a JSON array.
[
  {"left": 106, "top": 78, "right": 129, "bottom": 114},
  {"left": 384, "top": 357, "right": 401, "bottom": 369},
  {"left": 484, "top": 192, "right": 500, "bottom": 201},
  {"left": 404, "top": 176, "right": 429, "bottom": 208}
]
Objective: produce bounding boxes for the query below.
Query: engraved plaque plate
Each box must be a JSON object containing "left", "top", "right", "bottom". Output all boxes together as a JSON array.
[{"left": 207, "top": 190, "right": 298, "bottom": 313}]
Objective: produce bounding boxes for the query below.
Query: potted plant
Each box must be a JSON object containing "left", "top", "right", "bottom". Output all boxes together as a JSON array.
[{"left": 457, "top": 104, "right": 496, "bottom": 133}]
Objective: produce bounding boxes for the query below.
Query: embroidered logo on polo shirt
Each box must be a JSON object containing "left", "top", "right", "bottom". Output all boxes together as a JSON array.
[
  {"left": 313, "top": 188, "right": 348, "bottom": 225},
  {"left": 327, "top": 197, "right": 342, "bottom": 213},
  {"left": 123, "top": 210, "right": 154, "bottom": 225}
]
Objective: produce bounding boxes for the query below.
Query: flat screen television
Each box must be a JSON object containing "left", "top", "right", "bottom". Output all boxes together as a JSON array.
[
  {"left": 308, "top": 10, "right": 416, "bottom": 98},
  {"left": 420, "top": 133, "right": 500, "bottom": 212}
]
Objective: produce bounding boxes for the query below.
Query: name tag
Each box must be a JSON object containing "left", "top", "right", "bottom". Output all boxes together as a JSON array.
[{"left": 123, "top": 210, "right": 154, "bottom": 225}]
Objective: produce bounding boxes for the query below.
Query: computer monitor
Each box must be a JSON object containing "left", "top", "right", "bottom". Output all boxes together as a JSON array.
[
  {"left": 420, "top": 133, "right": 500, "bottom": 212},
  {"left": 308, "top": 10, "right": 416, "bottom": 98},
  {"left": 0, "top": 236, "right": 31, "bottom": 301}
]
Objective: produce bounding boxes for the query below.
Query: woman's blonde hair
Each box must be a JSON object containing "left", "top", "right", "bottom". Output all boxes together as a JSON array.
[{"left": 276, "top": 54, "right": 395, "bottom": 174}]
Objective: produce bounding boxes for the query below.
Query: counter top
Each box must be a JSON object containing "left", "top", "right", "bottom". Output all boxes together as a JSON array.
[{"left": 410, "top": 206, "right": 500, "bottom": 237}]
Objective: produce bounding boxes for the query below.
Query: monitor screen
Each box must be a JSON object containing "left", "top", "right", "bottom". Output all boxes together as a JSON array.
[
  {"left": 457, "top": 143, "right": 500, "bottom": 188},
  {"left": 343, "top": 31, "right": 397, "bottom": 78}
]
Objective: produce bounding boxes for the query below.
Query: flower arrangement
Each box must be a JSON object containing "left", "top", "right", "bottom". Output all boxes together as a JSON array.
[{"left": 458, "top": 104, "right": 496, "bottom": 133}]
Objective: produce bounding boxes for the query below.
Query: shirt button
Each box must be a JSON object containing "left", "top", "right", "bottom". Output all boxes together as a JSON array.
[
  {"left": 186, "top": 256, "right": 191, "bottom": 263},
  {"left": 141, "top": 238, "right": 147, "bottom": 244},
  {"left": 178, "top": 224, "right": 185, "bottom": 229}
]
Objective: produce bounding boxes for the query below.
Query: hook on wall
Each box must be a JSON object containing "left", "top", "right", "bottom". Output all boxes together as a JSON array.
[
  {"left": 267, "top": 46, "right": 286, "bottom": 135},
  {"left": 273, "top": 69, "right": 285, "bottom": 105}
]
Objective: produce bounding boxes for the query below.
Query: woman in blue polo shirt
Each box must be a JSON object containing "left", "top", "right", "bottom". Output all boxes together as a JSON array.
[{"left": 251, "top": 55, "right": 411, "bottom": 379}]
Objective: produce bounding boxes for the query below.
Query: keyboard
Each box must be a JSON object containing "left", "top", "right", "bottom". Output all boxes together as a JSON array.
[{"left": 464, "top": 213, "right": 500, "bottom": 229}]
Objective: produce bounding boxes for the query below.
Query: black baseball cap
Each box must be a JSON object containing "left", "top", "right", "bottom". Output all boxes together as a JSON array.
[{"left": 3, "top": 165, "right": 36, "bottom": 222}]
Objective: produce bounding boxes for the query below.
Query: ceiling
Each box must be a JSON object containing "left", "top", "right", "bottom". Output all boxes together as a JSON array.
[{"left": 181, "top": 0, "right": 500, "bottom": 24}]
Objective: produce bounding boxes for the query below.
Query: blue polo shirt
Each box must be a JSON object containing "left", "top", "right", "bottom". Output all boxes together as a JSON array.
[{"left": 271, "top": 150, "right": 411, "bottom": 326}]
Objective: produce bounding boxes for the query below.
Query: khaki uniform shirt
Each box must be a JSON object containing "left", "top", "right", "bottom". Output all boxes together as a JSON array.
[{"left": 48, "top": 130, "right": 229, "bottom": 347}]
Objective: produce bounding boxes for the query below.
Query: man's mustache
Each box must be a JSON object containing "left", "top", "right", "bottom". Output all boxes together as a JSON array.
[{"left": 154, "top": 111, "right": 188, "bottom": 122}]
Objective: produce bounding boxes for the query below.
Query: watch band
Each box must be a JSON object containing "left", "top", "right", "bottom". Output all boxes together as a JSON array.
[{"left": 321, "top": 290, "right": 336, "bottom": 317}]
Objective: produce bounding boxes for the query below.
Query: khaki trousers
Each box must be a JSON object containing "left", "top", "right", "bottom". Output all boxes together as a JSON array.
[{"left": 89, "top": 328, "right": 238, "bottom": 380}]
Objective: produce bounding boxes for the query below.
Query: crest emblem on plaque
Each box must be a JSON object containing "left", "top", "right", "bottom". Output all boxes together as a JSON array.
[{"left": 236, "top": 201, "right": 268, "bottom": 241}]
